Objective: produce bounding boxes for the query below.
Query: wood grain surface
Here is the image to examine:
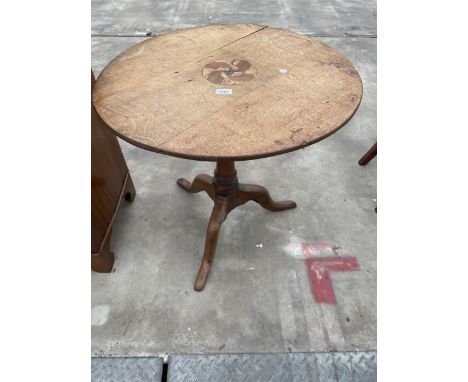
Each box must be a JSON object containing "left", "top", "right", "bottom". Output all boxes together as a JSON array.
[
  {"left": 93, "top": 24, "right": 363, "bottom": 161},
  {"left": 91, "top": 70, "right": 136, "bottom": 272}
]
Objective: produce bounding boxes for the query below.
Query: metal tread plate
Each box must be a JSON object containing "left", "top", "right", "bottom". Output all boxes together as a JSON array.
[
  {"left": 91, "top": 357, "right": 164, "bottom": 382},
  {"left": 167, "top": 351, "right": 376, "bottom": 382}
]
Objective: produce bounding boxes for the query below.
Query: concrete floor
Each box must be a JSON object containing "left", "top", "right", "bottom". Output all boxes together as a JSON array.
[{"left": 92, "top": 0, "right": 376, "bottom": 357}]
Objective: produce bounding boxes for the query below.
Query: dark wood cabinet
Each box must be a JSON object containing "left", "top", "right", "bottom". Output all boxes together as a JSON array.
[{"left": 91, "top": 70, "right": 135, "bottom": 272}]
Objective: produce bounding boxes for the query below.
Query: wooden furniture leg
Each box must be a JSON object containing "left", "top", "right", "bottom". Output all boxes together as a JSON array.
[
  {"left": 124, "top": 173, "right": 136, "bottom": 202},
  {"left": 91, "top": 228, "right": 114, "bottom": 272},
  {"left": 194, "top": 199, "right": 229, "bottom": 291},
  {"left": 177, "top": 174, "right": 215, "bottom": 200},
  {"left": 236, "top": 184, "right": 297, "bottom": 211},
  {"left": 177, "top": 160, "right": 296, "bottom": 291},
  {"left": 358, "top": 142, "right": 377, "bottom": 165},
  {"left": 92, "top": 173, "right": 136, "bottom": 272}
]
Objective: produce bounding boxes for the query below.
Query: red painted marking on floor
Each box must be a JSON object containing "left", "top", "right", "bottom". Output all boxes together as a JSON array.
[
  {"left": 300, "top": 243, "right": 314, "bottom": 257},
  {"left": 305, "top": 257, "right": 360, "bottom": 304},
  {"left": 300, "top": 242, "right": 336, "bottom": 258}
]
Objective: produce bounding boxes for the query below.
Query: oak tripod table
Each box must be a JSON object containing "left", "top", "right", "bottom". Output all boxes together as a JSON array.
[{"left": 93, "top": 24, "right": 363, "bottom": 291}]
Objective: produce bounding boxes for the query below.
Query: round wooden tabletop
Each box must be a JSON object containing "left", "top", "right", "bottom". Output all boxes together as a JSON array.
[{"left": 93, "top": 24, "right": 362, "bottom": 161}]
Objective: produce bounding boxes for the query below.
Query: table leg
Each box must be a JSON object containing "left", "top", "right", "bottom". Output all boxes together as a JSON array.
[
  {"left": 176, "top": 174, "right": 214, "bottom": 200},
  {"left": 177, "top": 160, "right": 296, "bottom": 291},
  {"left": 358, "top": 142, "right": 377, "bottom": 165},
  {"left": 194, "top": 199, "right": 228, "bottom": 291},
  {"left": 236, "top": 184, "right": 297, "bottom": 211}
]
